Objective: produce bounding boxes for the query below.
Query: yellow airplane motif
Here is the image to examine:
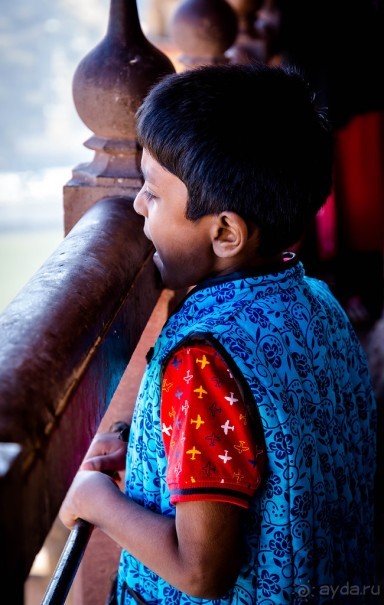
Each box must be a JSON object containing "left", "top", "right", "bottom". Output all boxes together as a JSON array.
[
  {"left": 239, "top": 414, "right": 247, "bottom": 425},
  {"left": 186, "top": 446, "right": 201, "bottom": 460},
  {"left": 196, "top": 355, "right": 210, "bottom": 369},
  {"left": 190, "top": 414, "right": 205, "bottom": 429},
  {"left": 194, "top": 385, "right": 208, "bottom": 398},
  {"left": 234, "top": 440, "right": 249, "bottom": 454},
  {"left": 162, "top": 378, "right": 173, "bottom": 392},
  {"left": 233, "top": 470, "right": 244, "bottom": 483}
]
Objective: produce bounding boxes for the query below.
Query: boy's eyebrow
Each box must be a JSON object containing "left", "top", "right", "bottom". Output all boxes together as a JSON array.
[
  {"left": 139, "top": 161, "right": 151, "bottom": 181},
  {"left": 140, "top": 165, "right": 157, "bottom": 187}
]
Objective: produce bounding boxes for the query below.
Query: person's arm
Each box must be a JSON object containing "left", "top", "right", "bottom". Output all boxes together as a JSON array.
[
  {"left": 59, "top": 472, "right": 243, "bottom": 598},
  {"left": 60, "top": 341, "right": 264, "bottom": 598}
]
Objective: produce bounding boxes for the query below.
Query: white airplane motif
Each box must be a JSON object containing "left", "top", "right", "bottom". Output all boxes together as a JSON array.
[
  {"left": 162, "top": 423, "right": 172, "bottom": 436},
  {"left": 221, "top": 419, "right": 235, "bottom": 434},
  {"left": 224, "top": 392, "right": 238, "bottom": 406},
  {"left": 218, "top": 450, "right": 232, "bottom": 463},
  {"left": 183, "top": 370, "right": 193, "bottom": 383}
]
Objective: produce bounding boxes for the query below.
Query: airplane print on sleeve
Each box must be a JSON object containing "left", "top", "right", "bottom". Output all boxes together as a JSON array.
[{"left": 160, "top": 342, "right": 265, "bottom": 508}]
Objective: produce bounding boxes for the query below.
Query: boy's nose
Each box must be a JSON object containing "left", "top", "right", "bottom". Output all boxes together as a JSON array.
[{"left": 133, "top": 189, "right": 147, "bottom": 217}]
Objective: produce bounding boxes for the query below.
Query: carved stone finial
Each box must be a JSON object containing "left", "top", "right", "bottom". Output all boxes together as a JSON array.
[
  {"left": 170, "top": 0, "right": 238, "bottom": 68},
  {"left": 64, "top": 0, "right": 175, "bottom": 233},
  {"left": 71, "top": 0, "right": 175, "bottom": 183}
]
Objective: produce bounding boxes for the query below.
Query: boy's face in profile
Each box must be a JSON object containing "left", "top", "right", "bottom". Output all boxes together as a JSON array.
[{"left": 134, "top": 149, "right": 218, "bottom": 290}]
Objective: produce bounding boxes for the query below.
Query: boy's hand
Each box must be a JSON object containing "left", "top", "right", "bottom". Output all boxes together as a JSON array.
[
  {"left": 80, "top": 426, "right": 129, "bottom": 474},
  {"left": 59, "top": 469, "right": 119, "bottom": 530}
]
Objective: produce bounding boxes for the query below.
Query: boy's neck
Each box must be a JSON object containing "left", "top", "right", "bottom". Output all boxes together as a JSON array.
[
  {"left": 207, "top": 251, "right": 297, "bottom": 282},
  {"left": 213, "top": 250, "right": 292, "bottom": 279}
]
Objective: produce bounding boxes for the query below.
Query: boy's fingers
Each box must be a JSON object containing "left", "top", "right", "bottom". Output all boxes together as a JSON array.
[
  {"left": 81, "top": 455, "right": 114, "bottom": 472},
  {"left": 83, "top": 436, "right": 122, "bottom": 462},
  {"left": 80, "top": 449, "right": 126, "bottom": 472}
]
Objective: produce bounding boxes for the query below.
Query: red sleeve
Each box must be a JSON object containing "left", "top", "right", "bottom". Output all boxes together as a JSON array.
[{"left": 160, "top": 342, "right": 265, "bottom": 508}]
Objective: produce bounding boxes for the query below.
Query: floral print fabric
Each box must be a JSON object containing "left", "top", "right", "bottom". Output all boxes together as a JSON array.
[{"left": 117, "top": 259, "right": 376, "bottom": 604}]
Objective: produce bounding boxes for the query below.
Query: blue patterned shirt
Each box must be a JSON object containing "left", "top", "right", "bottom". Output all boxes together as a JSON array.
[{"left": 117, "top": 257, "right": 376, "bottom": 604}]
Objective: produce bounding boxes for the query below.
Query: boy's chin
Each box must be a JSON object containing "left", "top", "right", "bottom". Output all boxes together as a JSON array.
[
  {"left": 153, "top": 252, "right": 197, "bottom": 291},
  {"left": 153, "top": 251, "right": 162, "bottom": 274},
  {"left": 153, "top": 254, "right": 185, "bottom": 290},
  {"left": 153, "top": 252, "right": 169, "bottom": 287}
]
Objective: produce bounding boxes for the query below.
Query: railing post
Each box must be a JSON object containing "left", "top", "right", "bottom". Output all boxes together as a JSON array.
[
  {"left": 63, "top": 0, "right": 175, "bottom": 234},
  {"left": 169, "top": 0, "right": 238, "bottom": 68}
]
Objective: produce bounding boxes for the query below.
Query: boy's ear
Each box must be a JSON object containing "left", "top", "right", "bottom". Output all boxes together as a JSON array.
[{"left": 211, "top": 212, "right": 249, "bottom": 257}]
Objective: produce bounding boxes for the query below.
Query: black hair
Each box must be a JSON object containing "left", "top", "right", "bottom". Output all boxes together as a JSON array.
[{"left": 136, "top": 62, "right": 333, "bottom": 255}]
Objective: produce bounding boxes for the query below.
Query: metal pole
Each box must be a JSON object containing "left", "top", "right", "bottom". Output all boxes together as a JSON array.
[
  {"left": 40, "top": 422, "right": 129, "bottom": 605},
  {"left": 40, "top": 519, "right": 94, "bottom": 605}
]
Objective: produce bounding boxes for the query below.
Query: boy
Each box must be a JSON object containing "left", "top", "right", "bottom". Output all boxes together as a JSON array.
[{"left": 60, "top": 63, "right": 377, "bottom": 604}]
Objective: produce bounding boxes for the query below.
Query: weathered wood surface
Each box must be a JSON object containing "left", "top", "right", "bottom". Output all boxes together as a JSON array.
[{"left": 0, "top": 196, "right": 160, "bottom": 593}]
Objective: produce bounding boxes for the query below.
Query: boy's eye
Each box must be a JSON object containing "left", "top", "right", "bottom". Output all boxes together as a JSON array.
[{"left": 143, "top": 188, "right": 157, "bottom": 202}]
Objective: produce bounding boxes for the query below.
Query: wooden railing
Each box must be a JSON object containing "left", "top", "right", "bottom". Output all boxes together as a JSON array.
[{"left": 0, "top": 196, "right": 160, "bottom": 600}]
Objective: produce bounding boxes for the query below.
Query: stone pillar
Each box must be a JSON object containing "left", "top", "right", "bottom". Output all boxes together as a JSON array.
[
  {"left": 63, "top": 0, "right": 175, "bottom": 234},
  {"left": 169, "top": 0, "right": 238, "bottom": 69}
]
